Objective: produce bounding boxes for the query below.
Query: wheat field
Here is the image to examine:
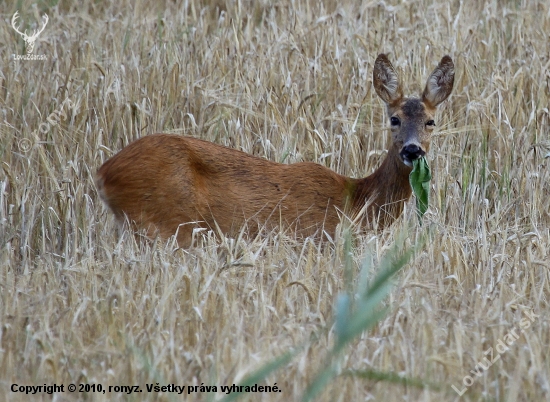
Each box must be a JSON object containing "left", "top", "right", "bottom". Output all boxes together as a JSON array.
[{"left": 1, "top": 0, "right": 549, "bottom": 401}]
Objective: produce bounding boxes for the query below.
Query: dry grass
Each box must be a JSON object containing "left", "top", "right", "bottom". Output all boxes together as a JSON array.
[{"left": 1, "top": 0, "right": 549, "bottom": 400}]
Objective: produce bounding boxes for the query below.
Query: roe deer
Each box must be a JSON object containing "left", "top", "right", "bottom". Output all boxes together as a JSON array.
[{"left": 96, "top": 54, "right": 454, "bottom": 246}]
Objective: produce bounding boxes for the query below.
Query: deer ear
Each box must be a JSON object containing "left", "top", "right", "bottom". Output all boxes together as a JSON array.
[
  {"left": 373, "top": 54, "right": 403, "bottom": 105},
  {"left": 422, "top": 56, "right": 454, "bottom": 107}
]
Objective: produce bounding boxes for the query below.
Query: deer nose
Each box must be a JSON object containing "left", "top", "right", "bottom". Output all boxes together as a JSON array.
[{"left": 400, "top": 144, "right": 425, "bottom": 162}]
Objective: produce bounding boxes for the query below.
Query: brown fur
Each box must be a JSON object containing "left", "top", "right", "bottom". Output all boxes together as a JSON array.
[{"left": 96, "top": 54, "right": 454, "bottom": 246}]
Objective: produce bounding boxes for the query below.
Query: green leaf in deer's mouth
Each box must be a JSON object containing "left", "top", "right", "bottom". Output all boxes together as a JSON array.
[{"left": 409, "top": 157, "right": 431, "bottom": 220}]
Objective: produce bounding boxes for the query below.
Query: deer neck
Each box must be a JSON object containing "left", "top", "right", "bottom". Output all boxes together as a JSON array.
[{"left": 348, "top": 147, "right": 414, "bottom": 228}]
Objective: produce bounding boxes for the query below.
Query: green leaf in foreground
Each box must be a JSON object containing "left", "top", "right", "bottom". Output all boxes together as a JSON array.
[
  {"left": 218, "top": 229, "right": 426, "bottom": 402},
  {"left": 342, "top": 369, "right": 441, "bottom": 391},
  {"left": 219, "top": 350, "right": 296, "bottom": 402},
  {"left": 409, "top": 157, "right": 432, "bottom": 220}
]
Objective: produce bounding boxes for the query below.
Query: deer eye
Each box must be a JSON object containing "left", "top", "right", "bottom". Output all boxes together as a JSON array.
[
  {"left": 390, "top": 117, "right": 401, "bottom": 126},
  {"left": 426, "top": 120, "right": 435, "bottom": 126}
]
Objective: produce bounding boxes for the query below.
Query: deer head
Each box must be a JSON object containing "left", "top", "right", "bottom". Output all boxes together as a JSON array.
[
  {"left": 373, "top": 54, "right": 454, "bottom": 167},
  {"left": 11, "top": 11, "right": 49, "bottom": 54}
]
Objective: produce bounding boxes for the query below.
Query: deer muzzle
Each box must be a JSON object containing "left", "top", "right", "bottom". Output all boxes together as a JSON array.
[{"left": 400, "top": 144, "right": 426, "bottom": 167}]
